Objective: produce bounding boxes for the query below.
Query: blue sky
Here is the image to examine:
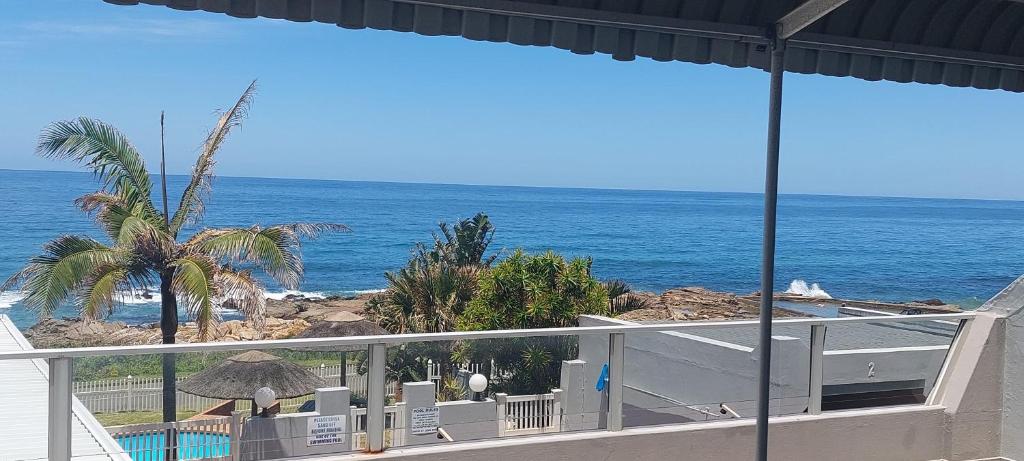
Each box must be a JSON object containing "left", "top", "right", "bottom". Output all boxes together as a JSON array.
[{"left": 2, "top": 1, "right": 1022, "bottom": 200}]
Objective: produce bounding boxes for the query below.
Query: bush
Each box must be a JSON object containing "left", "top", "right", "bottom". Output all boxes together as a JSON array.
[{"left": 457, "top": 250, "right": 608, "bottom": 394}]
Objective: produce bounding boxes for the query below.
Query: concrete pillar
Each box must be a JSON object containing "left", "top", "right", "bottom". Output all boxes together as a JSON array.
[
  {"left": 559, "top": 360, "right": 587, "bottom": 431},
  {"left": 768, "top": 335, "right": 810, "bottom": 416},
  {"left": 402, "top": 382, "right": 438, "bottom": 446},
  {"left": 315, "top": 387, "right": 352, "bottom": 416}
]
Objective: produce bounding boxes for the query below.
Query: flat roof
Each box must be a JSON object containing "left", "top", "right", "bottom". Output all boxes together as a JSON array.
[
  {"left": 0, "top": 316, "right": 127, "bottom": 461},
  {"left": 107, "top": 0, "right": 1024, "bottom": 92},
  {"left": 685, "top": 320, "right": 957, "bottom": 350}
]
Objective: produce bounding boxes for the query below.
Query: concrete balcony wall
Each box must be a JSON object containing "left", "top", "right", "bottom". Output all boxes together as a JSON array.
[{"left": 319, "top": 406, "right": 949, "bottom": 461}]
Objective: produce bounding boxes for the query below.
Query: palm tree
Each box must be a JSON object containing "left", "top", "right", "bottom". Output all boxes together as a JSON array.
[
  {"left": 1, "top": 81, "right": 348, "bottom": 424},
  {"left": 365, "top": 212, "right": 495, "bottom": 334},
  {"left": 604, "top": 279, "right": 649, "bottom": 315}
]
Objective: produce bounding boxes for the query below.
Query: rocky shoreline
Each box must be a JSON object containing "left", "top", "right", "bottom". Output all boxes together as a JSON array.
[
  {"left": 24, "top": 293, "right": 375, "bottom": 349},
  {"left": 22, "top": 289, "right": 960, "bottom": 349}
]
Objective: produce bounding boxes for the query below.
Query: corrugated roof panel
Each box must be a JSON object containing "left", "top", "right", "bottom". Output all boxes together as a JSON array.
[
  {"left": 0, "top": 316, "right": 128, "bottom": 461},
  {"left": 107, "top": 0, "right": 1024, "bottom": 92}
]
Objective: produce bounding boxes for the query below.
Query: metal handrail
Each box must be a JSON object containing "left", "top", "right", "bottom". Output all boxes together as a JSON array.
[{"left": 0, "top": 312, "right": 974, "bottom": 361}]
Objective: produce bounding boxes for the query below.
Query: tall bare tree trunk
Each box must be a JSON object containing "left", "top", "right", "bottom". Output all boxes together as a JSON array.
[
  {"left": 339, "top": 351, "right": 348, "bottom": 387},
  {"left": 160, "top": 270, "right": 179, "bottom": 461}
]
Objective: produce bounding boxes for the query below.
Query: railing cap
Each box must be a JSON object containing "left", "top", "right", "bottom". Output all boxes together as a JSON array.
[{"left": 0, "top": 312, "right": 974, "bottom": 361}]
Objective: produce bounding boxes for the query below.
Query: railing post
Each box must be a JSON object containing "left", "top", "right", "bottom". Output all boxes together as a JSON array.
[
  {"left": 607, "top": 332, "right": 625, "bottom": 432},
  {"left": 495, "top": 393, "right": 508, "bottom": 437},
  {"left": 366, "top": 343, "right": 387, "bottom": 453},
  {"left": 127, "top": 375, "right": 134, "bottom": 412},
  {"left": 48, "top": 357, "right": 73, "bottom": 461},
  {"left": 349, "top": 405, "right": 360, "bottom": 451},
  {"left": 230, "top": 410, "right": 244, "bottom": 461},
  {"left": 393, "top": 402, "right": 407, "bottom": 447},
  {"left": 808, "top": 324, "right": 826, "bottom": 415},
  {"left": 550, "top": 389, "right": 563, "bottom": 433}
]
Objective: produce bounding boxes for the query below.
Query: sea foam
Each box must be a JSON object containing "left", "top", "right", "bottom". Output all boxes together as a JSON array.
[
  {"left": 785, "top": 279, "right": 832, "bottom": 299},
  {"left": 265, "top": 290, "right": 327, "bottom": 300},
  {"left": 0, "top": 291, "right": 26, "bottom": 309}
]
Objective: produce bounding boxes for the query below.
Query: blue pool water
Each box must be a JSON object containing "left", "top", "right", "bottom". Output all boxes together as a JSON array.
[
  {"left": 115, "top": 431, "right": 230, "bottom": 461},
  {"left": 2, "top": 169, "right": 1023, "bottom": 328}
]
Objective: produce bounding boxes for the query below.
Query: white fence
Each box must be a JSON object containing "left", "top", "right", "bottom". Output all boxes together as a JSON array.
[
  {"left": 106, "top": 391, "right": 561, "bottom": 460},
  {"left": 351, "top": 404, "right": 407, "bottom": 450},
  {"left": 76, "top": 362, "right": 398, "bottom": 414},
  {"left": 108, "top": 415, "right": 240, "bottom": 461},
  {"left": 496, "top": 391, "right": 562, "bottom": 436}
]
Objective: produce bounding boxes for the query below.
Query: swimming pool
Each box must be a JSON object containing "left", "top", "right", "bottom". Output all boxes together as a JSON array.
[{"left": 115, "top": 431, "right": 230, "bottom": 461}]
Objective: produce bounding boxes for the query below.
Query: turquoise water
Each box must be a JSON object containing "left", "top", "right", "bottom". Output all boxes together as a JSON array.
[
  {"left": 115, "top": 431, "right": 230, "bottom": 461},
  {"left": 1, "top": 169, "right": 1023, "bottom": 329}
]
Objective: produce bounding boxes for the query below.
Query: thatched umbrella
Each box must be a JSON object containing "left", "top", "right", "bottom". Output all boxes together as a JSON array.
[
  {"left": 293, "top": 311, "right": 389, "bottom": 387},
  {"left": 179, "top": 350, "right": 328, "bottom": 415}
]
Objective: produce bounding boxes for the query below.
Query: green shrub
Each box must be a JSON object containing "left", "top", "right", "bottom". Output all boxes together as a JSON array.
[{"left": 457, "top": 250, "right": 608, "bottom": 394}]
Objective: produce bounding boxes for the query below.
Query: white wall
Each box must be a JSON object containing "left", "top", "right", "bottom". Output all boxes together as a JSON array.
[{"left": 321, "top": 406, "right": 949, "bottom": 461}]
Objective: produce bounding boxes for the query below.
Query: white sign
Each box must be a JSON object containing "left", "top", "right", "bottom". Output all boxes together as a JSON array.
[
  {"left": 307, "top": 415, "right": 347, "bottom": 447},
  {"left": 410, "top": 406, "right": 440, "bottom": 435}
]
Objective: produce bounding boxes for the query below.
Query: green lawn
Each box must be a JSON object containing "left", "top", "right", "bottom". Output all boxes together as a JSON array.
[
  {"left": 93, "top": 410, "right": 199, "bottom": 427},
  {"left": 74, "top": 351, "right": 349, "bottom": 380}
]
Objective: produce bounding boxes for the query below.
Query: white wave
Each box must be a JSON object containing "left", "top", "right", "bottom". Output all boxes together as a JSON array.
[
  {"left": 265, "top": 290, "right": 326, "bottom": 300},
  {"left": 0, "top": 291, "right": 26, "bottom": 308},
  {"left": 119, "top": 290, "right": 161, "bottom": 304},
  {"left": 785, "top": 279, "right": 832, "bottom": 299},
  {"left": 350, "top": 288, "right": 386, "bottom": 295}
]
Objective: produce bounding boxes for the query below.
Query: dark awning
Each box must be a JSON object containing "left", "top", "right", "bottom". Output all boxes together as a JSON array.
[{"left": 107, "top": 0, "right": 1024, "bottom": 92}]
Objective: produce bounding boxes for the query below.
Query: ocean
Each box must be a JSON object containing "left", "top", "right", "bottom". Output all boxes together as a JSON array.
[{"left": 1, "top": 169, "right": 1022, "bottom": 329}]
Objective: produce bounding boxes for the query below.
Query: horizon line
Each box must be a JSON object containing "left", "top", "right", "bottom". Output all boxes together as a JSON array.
[{"left": 2, "top": 167, "right": 1021, "bottom": 204}]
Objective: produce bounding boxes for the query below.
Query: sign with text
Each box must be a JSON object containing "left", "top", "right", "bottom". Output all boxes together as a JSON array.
[
  {"left": 307, "top": 414, "right": 347, "bottom": 447},
  {"left": 410, "top": 406, "right": 440, "bottom": 435}
]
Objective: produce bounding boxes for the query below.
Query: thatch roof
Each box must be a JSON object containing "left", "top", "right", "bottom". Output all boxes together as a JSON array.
[
  {"left": 178, "top": 350, "right": 328, "bottom": 400},
  {"left": 293, "top": 312, "right": 389, "bottom": 352}
]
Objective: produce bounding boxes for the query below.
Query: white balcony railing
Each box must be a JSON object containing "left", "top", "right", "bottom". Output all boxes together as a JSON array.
[{"left": 0, "top": 311, "right": 975, "bottom": 461}]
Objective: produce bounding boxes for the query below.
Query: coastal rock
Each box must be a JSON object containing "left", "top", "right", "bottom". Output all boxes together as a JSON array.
[
  {"left": 22, "top": 292, "right": 373, "bottom": 348},
  {"left": 265, "top": 293, "right": 374, "bottom": 321},
  {"left": 24, "top": 317, "right": 311, "bottom": 349},
  {"left": 616, "top": 287, "right": 803, "bottom": 322}
]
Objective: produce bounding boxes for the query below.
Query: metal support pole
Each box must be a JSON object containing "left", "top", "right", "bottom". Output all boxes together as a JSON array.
[
  {"left": 808, "top": 324, "right": 826, "bottom": 415},
  {"left": 366, "top": 343, "right": 387, "bottom": 453},
  {"left": 607, "top": 332, "right": 625, "bottom": 432},
  {"left": 48, "top": 357, "right": 73, "bottom": 461},
  {"left": 755, "top": 34, "right": 786, "bottom": 461}
]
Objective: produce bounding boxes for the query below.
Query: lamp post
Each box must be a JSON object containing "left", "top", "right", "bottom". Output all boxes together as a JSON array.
[
  {"left": 254, "top": 386, "right": 276, "bottom": 417},
  {"left": 468, "top": 374, "right": 488, "bottom": 401}
]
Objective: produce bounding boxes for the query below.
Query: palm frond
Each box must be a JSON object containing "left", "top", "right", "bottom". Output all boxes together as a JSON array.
[
  {"left": 184, "top": 225, "right": 301, "bottom": 288},
  {"left": 169, "top": 80, "right": 257, "bottom": 234},
  {"left": 77, "top": 265, "right": 131, "bottom": 321},
  {"left": 185, "top": 223, "right": 346, "bottom": 289},
  {"left": 75, "top": 191, "right": 122, "bottom": 213},
  {"left": 214, "top": 268, "right": 267, "bottom": 331},
  {"left": 169, "top": 255, "right": 219, "bottom": 340},
  {"left": 280, "top": 223, "right": 351, "bottom": 238},
  {"left": 74, "top": 192, "right": 170, "bottom": 256},
  {"left": 2, "top": 236, "right": 119, "bottom": 315},
  {"left": 37, "top": 118, "right": 155, "bottom": 211}
]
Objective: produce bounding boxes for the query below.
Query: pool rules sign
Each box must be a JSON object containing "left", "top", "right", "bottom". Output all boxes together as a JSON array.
[
  {"left": 307, "top": 415, "right": 347, "bottom": 447},
  {"left": 410, "top": 406, "right": 440, "bottom": 435}
]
